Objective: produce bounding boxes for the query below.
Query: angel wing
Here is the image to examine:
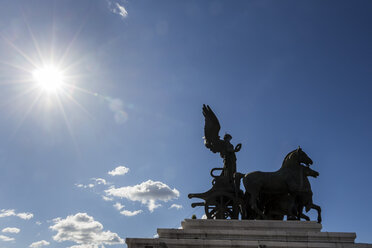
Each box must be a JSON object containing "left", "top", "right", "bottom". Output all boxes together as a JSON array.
[{"left": 202, "top": 104, "right": 224, "bottom": 153}]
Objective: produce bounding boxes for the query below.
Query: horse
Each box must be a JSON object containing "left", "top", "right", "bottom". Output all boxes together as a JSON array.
[
  {"left": 262, "top": 165, "right": 321, "bottom": 222},
  {"left": 294, "top": 167, "right": 322, "bottom": 223},
  {"left": 239, "top": 147, "right": 322, "bottom": 222}
]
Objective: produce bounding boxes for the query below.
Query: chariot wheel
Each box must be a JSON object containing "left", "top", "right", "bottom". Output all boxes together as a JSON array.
[{"left": 204, "top": 193, "right": 239, "bottom": 219}]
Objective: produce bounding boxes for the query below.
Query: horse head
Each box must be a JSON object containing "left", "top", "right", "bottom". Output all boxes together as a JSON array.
[
  {"left": 296, "top": 147, "right": 313, "bottom": 167},
  {"left": 282, "top": 147, "right": 313, "bottom": 168},
  {"left": 303, "top": 165, "right": 319, "bottom": 178}
]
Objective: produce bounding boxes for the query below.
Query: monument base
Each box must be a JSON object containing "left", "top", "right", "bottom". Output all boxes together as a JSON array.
[{"left": 126, "top": 219, "right": 372, "bottom": 248}]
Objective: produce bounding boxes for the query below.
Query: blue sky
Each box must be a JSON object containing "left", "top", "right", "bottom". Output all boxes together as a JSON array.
[{"left": 0, "top": 0, "right": 371, "bottom": 247}]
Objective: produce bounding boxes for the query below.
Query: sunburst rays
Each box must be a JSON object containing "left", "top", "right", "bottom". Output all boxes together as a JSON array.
[
  {"left": 0, "top": 16, "right": 91, "bottom": 143},
  {"left": 0, "top": 10, "right": 130, "bottom": 145}
]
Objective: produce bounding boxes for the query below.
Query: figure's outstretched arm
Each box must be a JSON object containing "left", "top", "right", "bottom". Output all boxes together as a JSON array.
[{"left": 234, "top": 143, "right": 242, "bottom": 152}]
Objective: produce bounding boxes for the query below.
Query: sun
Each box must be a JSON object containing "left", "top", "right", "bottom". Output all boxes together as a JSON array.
[{"left": 32, "top": 65, "right": 65, "bottom": 93}]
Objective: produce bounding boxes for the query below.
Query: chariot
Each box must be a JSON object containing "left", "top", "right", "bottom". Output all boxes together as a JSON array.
[{"left": 188, "top": 167, "right": 245, "bottom": 219}]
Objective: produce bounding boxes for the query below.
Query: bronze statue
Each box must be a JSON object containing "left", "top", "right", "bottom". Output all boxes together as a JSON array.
[
  {"left": 188, "top": 105, "right": 244, "bottom": 219},
  {"left": 202, "top": 104, "right": 241, "bottom": 183},
  {"left": 189, "top": 105, "right": 321, "bottom": 222},
  {"left": 240, "top": 147, "right": 321, "bottom": 222},
  {"left": 260, "top": 163, "right": 319, "bottom": 221}
]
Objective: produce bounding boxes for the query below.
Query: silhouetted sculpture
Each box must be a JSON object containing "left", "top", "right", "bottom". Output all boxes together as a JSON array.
[
  {"left": 189, "top": 105, "right": 321, "bottom": 222},
  {"left": 188, "top": 105, "right": 244, "bottom": 219},
  {"left": 239, "top": 147, "right": 321, "bottom": 222},
  {"left": 202, "top": 104, "right": 241, "bottom": 183}
]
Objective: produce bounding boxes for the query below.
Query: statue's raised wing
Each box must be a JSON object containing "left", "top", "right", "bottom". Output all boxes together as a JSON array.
[{"left": 202, "top": 104, "right": 224, "bottom": 153}]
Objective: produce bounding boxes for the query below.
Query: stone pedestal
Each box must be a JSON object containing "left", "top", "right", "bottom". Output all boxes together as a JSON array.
[{"left": 126, "top": 219, "right": 372, "bottom": 248}]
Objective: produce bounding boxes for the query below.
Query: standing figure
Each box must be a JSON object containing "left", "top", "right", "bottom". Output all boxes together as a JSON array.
[{"left": 202, "top": 105, "right": 242, "bottom": 183}]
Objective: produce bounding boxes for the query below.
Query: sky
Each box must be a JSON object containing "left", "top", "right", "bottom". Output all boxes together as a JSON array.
[{"left": 0, "top": 0, "right": 371, "bottom": 247}]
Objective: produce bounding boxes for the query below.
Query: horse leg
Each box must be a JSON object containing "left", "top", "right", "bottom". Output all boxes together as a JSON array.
[
  {"left": 296, "top": 204, "right": 305, "bottom": 221},
  {"left": 300, "top": 213, "right": 310, "bottom": 221},
  {"left": 247, "top": 191, "right": 264, "bottom": 219},
  {"left": 284, "top": 194, "right": 299, "bottom": 221},
  {"left": 240, "top": 192, "right": 249, "bottom": 220},
  {"left": 243, "top": 178, "right": 264, "bottom": 219},
  {"left": 310, "top": 203, "right": 322, "bottom": 223},
  {"left": 287, "top": 203, "right": 298, "bottom": 221}
]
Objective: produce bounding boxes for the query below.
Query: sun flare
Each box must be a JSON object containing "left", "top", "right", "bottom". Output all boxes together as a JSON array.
[{"left": 32, "top": 65, "right": 64, "bottom": 93}]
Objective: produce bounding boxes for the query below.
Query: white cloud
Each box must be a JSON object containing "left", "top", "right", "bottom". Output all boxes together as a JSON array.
[
  {"left": 75, "top": 183, "right": 95, "bottom": 189},
  {"left": 148, "top": 201, "right": 161, "bottom": 212},
  {"left": 92, "top": 178, "right": 107, "bottom": 185},
  {"left": 113, "top": 203, "right": 142, "bottom": 216},
  {"left": 0, "top": 234, "right": 14, "bottom": 241},
  {"left": 113, "top": 203, "right": 124, "bottom": 211},
  {"left": 50, "top": 213, "right": 124, "bottom": 247},
  {"left": 0, "top": 209, "right": 15, "bottom": 218},
  {"left": 109, "top": 2, "right": 128, "bottom": 19},
  {"left": 2, "top": 227, "right": 20, "bottom": 234},
  {"left": 17, "top": 212, "right": 34, "bottom": 220},
  {"left": 202, "top": 214, "right": 207, "bottom": 219},
  {"left": 76, "top": 178, "right": 108, "bottom": 190},
  {"left": 108, "top": 166, "right": 129, "bottom": 176},
  {"left": 102, "top": 196, "right": 114, "bottom": 201},
  {"left": 169, "top": 204, "right": 183, "bottom": 210},
  {"left": 105, "top": 180, "right": 180, "bottom": 212},
  {"left": 0, "top": 209, "right": 33, "bottom": 220},
  {"left": 29, "top": 240, "right": 50, "bottom": 248},
  {"left": 36, "top": 221, "right": 42, "bottom": 225},
  {"left": 115, "top": 3, "right": 128, "bottom": 18},
  {"left": 119, "top": 209, "right": 142, "bottom": 217}
]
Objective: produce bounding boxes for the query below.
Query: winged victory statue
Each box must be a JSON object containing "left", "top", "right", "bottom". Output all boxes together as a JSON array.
[{"left": 202, "top": 104, "right": 242, "bottom": 184}]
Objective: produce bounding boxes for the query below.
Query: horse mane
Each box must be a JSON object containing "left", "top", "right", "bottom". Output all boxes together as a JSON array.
[{"left": 281, "top": 149, "right": 297, "bottom": 168}]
